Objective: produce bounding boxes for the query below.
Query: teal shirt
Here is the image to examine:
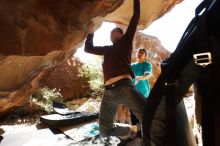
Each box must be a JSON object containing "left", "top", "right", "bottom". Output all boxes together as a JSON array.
[{"left": 131, "top": 61, "right": 152, "bottom": 98}]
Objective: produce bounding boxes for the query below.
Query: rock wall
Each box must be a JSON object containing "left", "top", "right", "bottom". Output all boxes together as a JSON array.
[{"left": 0, "top": 0, "right": 124, "bottom": 56}]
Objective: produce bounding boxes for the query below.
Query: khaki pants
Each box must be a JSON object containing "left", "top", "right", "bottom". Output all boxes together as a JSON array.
[{"left": 99, "top": 80, "right": 146, "bottom": 137}]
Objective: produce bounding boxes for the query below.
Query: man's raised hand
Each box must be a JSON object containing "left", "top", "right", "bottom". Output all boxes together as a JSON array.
[{"left": 88, "top": 21, "right": 95, "bottom": 34}]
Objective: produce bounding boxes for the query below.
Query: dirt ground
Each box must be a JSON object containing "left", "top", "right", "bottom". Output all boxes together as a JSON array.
[
  {"left": 0, "top": 95, "right": 200, "bottom": 146},
  {"left": 0, "top": 97, "right": 124, "bottom": 146}
]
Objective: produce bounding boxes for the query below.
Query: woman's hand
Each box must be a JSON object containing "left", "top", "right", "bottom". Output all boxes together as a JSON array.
[
  {"left": 135, "top": 76, "right": 142, "bottom": 84},
  {"left": 135, "top": 73, "right": 151, "bottom": 84}
]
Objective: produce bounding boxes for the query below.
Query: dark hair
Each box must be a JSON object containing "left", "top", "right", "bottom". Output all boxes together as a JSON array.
[
  {"left": 138, "top": 48, "right": 147, "bottom": 56},
  {"left": 112, "top": 27, "right": 124, "bottom": 35}
]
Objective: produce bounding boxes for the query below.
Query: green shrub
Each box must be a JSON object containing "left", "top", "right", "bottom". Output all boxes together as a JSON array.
[
  {"left": 32, "top": 87, "right": 63, "bottom": 112},
  {"left": 79, "top": 56, "right": 104, "bottom": 92}
]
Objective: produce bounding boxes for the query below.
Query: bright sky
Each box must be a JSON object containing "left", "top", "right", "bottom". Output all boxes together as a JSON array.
[
  {"left": 75, "top": 0, "right": 203, "bottom": 61},
  {"left": 141, "top": 0, "right": 203, "bottom": 52}
]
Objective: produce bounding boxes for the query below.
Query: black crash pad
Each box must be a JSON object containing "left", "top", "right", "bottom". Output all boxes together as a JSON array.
[{"left": 40, "top": 112, "right": 99, "bottom": 127}]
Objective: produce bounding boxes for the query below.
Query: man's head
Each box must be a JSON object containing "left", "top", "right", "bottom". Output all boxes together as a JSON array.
[{"left": 110, "top": 27, "right": 124, "bottom": 43}]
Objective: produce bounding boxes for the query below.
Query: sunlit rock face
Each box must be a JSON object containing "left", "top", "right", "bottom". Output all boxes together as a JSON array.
[
  {"left": 0, "top": 0, "right": 181, "bottom": 117},
  {"left": 105, "top": 0, "right": 182, "bottom": 29}
]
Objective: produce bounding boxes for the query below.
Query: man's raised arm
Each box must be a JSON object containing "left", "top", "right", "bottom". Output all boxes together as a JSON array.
[
  {"left": 124, "top": 0, "right": 140, "bottom": 40},
  {"left": 84, "top": 21, "right": 105, "bottom": 55}
]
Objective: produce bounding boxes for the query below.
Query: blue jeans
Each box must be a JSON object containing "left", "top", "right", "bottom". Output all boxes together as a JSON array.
[{"left": 99, "top": 79, "right": 146, "bottom": 137}]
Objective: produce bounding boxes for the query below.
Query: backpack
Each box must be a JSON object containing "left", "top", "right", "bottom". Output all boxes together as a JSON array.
[{"left": 142, "top": 0, "right": 220, "bottom": 145}]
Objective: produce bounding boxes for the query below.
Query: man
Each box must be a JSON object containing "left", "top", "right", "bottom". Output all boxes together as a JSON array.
[{"left": 84, "top": 0, "right": 145, "bottom": 142}]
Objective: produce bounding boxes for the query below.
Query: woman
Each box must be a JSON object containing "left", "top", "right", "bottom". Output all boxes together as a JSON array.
[{"left": 131, "top": 48, "right": 152, "bottom": 125}]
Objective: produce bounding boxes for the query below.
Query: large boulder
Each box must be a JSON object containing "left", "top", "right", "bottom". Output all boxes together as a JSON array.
[
  {"left": 0, "top": 0, "right": 182, "bottom": 117},
  {"left": 0, "top": 51, "right": 64, "bottom": 117},
  {"left": 41, "top": 57, "right": 91, "bottom": 101}
]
